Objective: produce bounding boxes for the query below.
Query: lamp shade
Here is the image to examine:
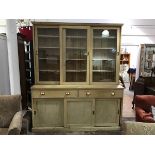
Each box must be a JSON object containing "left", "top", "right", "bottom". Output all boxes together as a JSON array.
[{"left": 102, "top": 30, "right": 109, "bottom": 37}]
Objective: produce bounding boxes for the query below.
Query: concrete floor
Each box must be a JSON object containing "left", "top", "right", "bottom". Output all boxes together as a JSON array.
[{"left": 122, "top": 82, "right": 135, "bottom": 118}]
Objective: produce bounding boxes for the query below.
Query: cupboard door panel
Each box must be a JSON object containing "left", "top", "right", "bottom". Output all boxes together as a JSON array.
[
  {"left": 65, "top": 99, "right": 93, "bottom": 127},
  {"left": 33, "top": 99, "right": 64, "bottom": 127},
  {"left": 95, "top": 99, "right": 120, "bottom": 126}
]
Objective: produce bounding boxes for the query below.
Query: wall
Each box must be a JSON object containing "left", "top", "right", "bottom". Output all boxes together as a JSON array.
[{"left": 0, "top": 34, "right": 10, "bottom": 94}]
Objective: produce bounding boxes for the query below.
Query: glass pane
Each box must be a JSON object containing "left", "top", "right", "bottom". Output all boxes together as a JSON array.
[
  {"left": 92, "top": 29, "right": 117, "bottom": 82},
  {"left": 37, "top": 28, "right": 60, "bottom": 82},
  {"left": 64, "top": 29, "right": 87, "bottom": 82}
]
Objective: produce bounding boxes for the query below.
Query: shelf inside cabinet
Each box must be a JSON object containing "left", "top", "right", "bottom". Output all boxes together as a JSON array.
[
  {"left": 39, "top": 70, "right": 60, "bottom": 72},
  {"left": 66, "top": 70, "right": 86, "bottom": 72},
  {"left": 93, "top": 36, "right": 116, "bottom": 39},
  {"left": 93, "top": 59, "right": 115, "bottom": 61},
  {"left": 66, "top": 59, "right": 86, "bottom": 61},
  {"left": 39, "top": 47, "right": 60, "bottom": 49},
  {"left": 93, "top": 70, "right": 114, "bottom": 72},
  {"left": 66, "top": 36, "right": 87, "bottom": 39},
  {"left": 93, "top": 48, "right": 116, "bottom": 50},
  {"left": 66, "top": 47, "right": 86, "bottom": 50},
  {"left": 38, "top": 35, "right": 59, "bottom": 38},
  {"left": 39, "top": 57, "right": 60, "bottom": 61}
]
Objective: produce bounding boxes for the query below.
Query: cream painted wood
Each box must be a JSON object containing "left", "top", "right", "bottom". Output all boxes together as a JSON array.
[
  {"left": 65, "top": 99, "right": 94, "bottom": 127},
  {"left": 79, "top": 89, "right": 123, "bottom": 98},
  {"left": 33, "top": 23, "right": 122, "bottom": 85},
  {"left": 32, "top": 22, "right": 123, "bottom": 132},
  {"left": 32, "top": 126, "right": 121, "bottom": 133},
  {"left": 33, "top": 99, "right": 64, "bottom": 127},
  {"left": 32, "top": 89, "right": 78, "bottom": 98},
  {"left": 61, "top": 26, "right": 90, "bottom": 85},
  {"left": 95, "top": 99, "right": 120, "bottom": 126},
  {"left": 31, "top": 84, "right": 124, "bottom": 89},
  {"left": 90, "top": 27, "right": 121, "bottom": 85},
  {"left": 34, "top": 26, "right": 60, "bottom": 84}
]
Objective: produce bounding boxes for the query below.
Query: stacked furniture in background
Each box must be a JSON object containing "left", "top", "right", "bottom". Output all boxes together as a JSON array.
[
  {"left": 120, "top": 53, "right": 130, "bottom": 83},
  {"left": 17, "top": 26, "right": 34, "bottom": 109},
  {"left": 132, "top": 44, "right": 155, "bottom": 109}
]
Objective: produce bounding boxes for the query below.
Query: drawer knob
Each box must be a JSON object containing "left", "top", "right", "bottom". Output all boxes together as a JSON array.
[
  {"left": 65, "top": 92, "right": 71, "bottom": 95},
  {"left": 111, "top": 92, "right": 115, "bottom": 96},
  {"left": 86, "top": 92, "right": 91, "bottom": 96},
  {"left": 40, "top": 91, "right": 45, "bottom": 95}
]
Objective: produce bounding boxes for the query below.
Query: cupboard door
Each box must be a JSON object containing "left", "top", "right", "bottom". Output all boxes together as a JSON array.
[
  {"left": 95, "top": 99, "right": 120, "bottom": 127},
  {"left": 33, "top": 99, "right": 64, "bottom": 127},
  {"left": 36, "top": 27, "right": 60, "bottom": 83},
  {"left": 65, "top": 99, "right": 94, "bottom": 127},
  {"left": 62, "top": 27, "right": 89, "bottom": 84},
  {"left": 91, "top": 28, "right": 119, "bottom": 83}
]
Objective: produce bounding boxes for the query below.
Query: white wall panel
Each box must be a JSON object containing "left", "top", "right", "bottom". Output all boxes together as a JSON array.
[
  {"left": 122, "top": 25, "right": 155, "bottom": 36},
  {"left": 0, "top": 34, "right": 10, "bottom": 94},
  {"left": 122, "top": 36, "right": 155, "bottom": 46}
]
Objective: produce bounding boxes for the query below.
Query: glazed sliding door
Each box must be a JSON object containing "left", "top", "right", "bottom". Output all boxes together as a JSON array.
[
  {"left": 91, "top": 28, "right": 120, "bottom": 84},
  {"left": 61, "top": 26, "right": 89, "bottom": 84},
  {"left": 36, "top": 27, "right": 60, "bottom": 84}
]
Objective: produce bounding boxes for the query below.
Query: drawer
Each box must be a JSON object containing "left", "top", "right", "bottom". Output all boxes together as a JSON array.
[
  {"left": 79, "top": 89, "right": 123, "bottom": 98},
  {"left": 32, "top": 90, "right": 78, "bottom": 98}
]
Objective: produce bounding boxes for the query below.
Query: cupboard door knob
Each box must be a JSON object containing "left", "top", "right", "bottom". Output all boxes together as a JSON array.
[
  {"left": 65, "top": 92, "right": 71, "bottom": 95},
  {"left": 34, "top": 110, "right": 36, "bottom": 115},
  {"left": 111, "top": 92, "right": 115, "bottom": 96},
  {"left": 40, "top": 91, "right": 45, "bottom": 95},
  {"left": 86, "top": 92, "right": 91, "bottom": 96}
]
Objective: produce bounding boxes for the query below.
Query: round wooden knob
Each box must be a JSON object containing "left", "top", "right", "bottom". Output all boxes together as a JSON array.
[
  {"left": 111, "top": 92, "right": 115, "bottom": 96},
  {"left": 65, "top": 92, "right": 71, "bottom": 95},
  {"left": 86, "top": 92, "right": 91, "bottom": 96},
  {"left": 40, "top": 91, "right": 45, "bottom": 95}
]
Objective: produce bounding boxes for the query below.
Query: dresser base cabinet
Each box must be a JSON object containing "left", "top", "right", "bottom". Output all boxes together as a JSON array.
[{"left": 31, "top": 86, "right": 123, "bottom": 132}]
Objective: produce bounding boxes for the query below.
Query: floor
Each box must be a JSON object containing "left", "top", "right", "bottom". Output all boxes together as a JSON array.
[{"left": 122, "top": 82, "right": 135, "bottom": 118}]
